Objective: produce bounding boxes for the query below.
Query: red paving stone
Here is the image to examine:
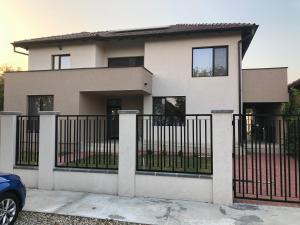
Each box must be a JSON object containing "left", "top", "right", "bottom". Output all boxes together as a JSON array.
[
  {"left": 234, "top": 198, "right": 300, "bottom": 208},
  {"left": 234, "top": 153, "right": 300, "bottom": 206}
]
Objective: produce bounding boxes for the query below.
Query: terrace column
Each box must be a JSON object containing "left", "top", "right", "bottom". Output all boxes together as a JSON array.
[
  {"left": 0, "top": 112, "right": 22, "bottom": 173},
  {"left": 211, "top": 110, "right": 234, "bottom": 205},
  {"left": 38, "top": 111, "right": 59, "bottom": 190},
  {"left": 118, "top": 110, "right": 139, "bottom": 197}
]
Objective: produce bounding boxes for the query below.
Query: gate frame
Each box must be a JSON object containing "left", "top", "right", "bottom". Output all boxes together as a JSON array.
[{"left": 232, "top": 113, "right": 300, "bottom": 204}]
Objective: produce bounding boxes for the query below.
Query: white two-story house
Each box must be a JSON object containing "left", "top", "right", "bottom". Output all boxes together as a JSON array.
[{"left": 4, "top": 23, "right": 288, "bottom": 124}]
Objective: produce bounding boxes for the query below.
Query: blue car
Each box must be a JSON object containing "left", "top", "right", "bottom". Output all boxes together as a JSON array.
[{"left": 0, "top": 173, "right": 26, "bottom": 225}]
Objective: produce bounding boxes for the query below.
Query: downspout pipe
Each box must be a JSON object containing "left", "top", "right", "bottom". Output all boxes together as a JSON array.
[
  {"left": 238, "top": 32, "right": 256, "bottom": 115},
  {"left": 238, "top": 40, "right": 242, "bottom": 116},
  {"left": 13, "top": 46, "right": 28, "bottom": 56}
]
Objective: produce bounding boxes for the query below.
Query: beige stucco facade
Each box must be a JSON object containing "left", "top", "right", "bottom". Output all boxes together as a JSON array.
[
  {"left": 28, "top": 40, "right": 145, "bottom": 70},
  {"left": 143, "top": 32, "right": 241, "bottom": 114},
  {"left": 4, "top": 67, "right": 151, "bottom": 114},
  {"left": 5, "top": 32, "right": 243, "bottom": 115}
]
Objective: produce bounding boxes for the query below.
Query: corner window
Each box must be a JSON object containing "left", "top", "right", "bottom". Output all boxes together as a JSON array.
[
  {"left": 108, "top": 56, "right": 144, "bottom": 68},
  {"left": 52, "top": 54, "right": 71, "bottom": 70},
  {"left": 192, "top": 46, "right": 228, "bottom": 77},
  {"left": 28, "top": 95, "right": 54, "bottom": 116},
  {"left": 153, "top": 97, "right": 186, "bottom": 125}
]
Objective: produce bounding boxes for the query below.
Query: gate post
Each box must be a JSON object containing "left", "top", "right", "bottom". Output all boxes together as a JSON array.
[
  {"left": 118, "top": 110, "right": 139, "bottom": 197},
  {"left": 38, "top": 111, "right": 59, "bottom": 190},
  {"left": 211, "top": 110, "right": 233, "bottom": 204},
  {"left": 0, "top": 112, "right": 22, "bottom": 173}
]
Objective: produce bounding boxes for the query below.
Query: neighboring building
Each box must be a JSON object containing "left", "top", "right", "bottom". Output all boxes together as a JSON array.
[{"left": 4, "top": 23, "right": 288, "bottom": 121}]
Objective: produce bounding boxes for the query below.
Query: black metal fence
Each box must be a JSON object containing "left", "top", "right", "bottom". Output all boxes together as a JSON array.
[
  {"left": 136, "top": 114, "right": 213, "bottom": 174},
  {"left": 55, "top": 115, "right": 118, "bottom": 170},
  {"left": 16, "top": 116, "right": 39, "bottom": 166},
  {"left": 233, "top": 114, "right": 300, "bottom": 203}
]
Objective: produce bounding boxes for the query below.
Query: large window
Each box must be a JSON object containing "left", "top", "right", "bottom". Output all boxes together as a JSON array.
[
  {"left": 108, "top": 56, "right": 144, "bottom": 68},
  {"left": 28, "top": 95, "right": 54, "bottom": 116},
  {"left": 192, "top": 46, "right": 228, "bottom": 77},
  {"left": 153, "top": 96, "right": 186, "bottom": 125},
  {"left": 52, "top": 54, "right": 71, "bottom": 70}
]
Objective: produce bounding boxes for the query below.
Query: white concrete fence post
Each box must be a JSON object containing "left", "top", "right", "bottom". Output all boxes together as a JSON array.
[
  {"left": 0, "top": 112, "right": 22, "bottom": 173},
  {"left": 211, "top": 110, "right": 234, "bottom": 205},
  {"left": 118, "top": 110, "right": 139, "bottom": 197},
  {"left": 38, "top": 111, "right": 60, "bottom": 190}
]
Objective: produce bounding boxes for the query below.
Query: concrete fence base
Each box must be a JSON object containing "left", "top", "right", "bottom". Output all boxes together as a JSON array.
[{"left": 0, "top": 110, "right": 234, "bottom": 205}]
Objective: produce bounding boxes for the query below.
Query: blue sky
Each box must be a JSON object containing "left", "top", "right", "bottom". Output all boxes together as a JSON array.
[{"left": 1, "top": 0, "right": 299, "bottom": 81}]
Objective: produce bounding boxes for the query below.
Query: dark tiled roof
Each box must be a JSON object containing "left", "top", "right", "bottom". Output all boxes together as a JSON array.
[
  {"left": 13, "top": 23, "right": 258, "bottom": 55},
  {"left": 13, "top": 23, "right": 256, "bottom": 45}
]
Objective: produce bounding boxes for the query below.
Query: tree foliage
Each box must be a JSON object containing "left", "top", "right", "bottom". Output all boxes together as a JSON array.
[
  {"left": 282, "top": 88, "right": 300, "bottom": 115},
  {"left": 282, "top": 88, "right": 300, "bottom": 156}
]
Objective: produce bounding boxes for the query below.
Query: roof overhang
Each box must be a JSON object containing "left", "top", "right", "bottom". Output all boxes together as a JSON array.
[{"left": 12, "top": 24, "right": 258, "bottom": 56}]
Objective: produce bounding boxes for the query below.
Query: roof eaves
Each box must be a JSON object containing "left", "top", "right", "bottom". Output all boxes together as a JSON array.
[
  {"left": 12, "top": 23, "right": 258, "bottom": 49},
  {"left": 241, "top": 24, "right": 259, "bottom": 57}
]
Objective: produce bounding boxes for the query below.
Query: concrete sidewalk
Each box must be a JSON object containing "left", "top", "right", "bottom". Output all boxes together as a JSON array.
[{"left": 24, "top": 189, "right": 300, "bottom": 225}]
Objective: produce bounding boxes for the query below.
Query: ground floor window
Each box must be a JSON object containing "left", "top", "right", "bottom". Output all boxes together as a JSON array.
[
  {"left": 153, "top": 96, "right": 186, "bottom": 125},
  {"left": 28, "top": 95, "right": 54, "bottom": 116}
]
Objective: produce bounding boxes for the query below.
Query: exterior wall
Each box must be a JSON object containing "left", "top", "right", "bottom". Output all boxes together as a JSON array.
[
  {"left": 53, "top": 170, "right": 118, "bottom": 195},
  {"left": 79, "top": 93, "right": 144, "bottom": 115},
  {"left": 135, "top": 175, "right": 212, "bottom": 202},
  {"left": 28, "top": 44, "right": 98, "bottom": 70},
  {"left": 13, "top": 33, "right": 241, "bottom": 115},
  {"left": 144, "top": 33, "right": 241, "bottom": 114},
  {"left": 79, "top": 93, "right": 106, "bottom": 115},
  {"left": 28, "top": 41, "right": 145, "bottom": 70},
  {"left": 96, "top": 40, "right": 144, "bottom": 67},
  {"left": 13, "top": 168, "right": 38, "bottom": 188},
  {"left": 242, "top": 68, "right": 289, "bottom": 103},
  {"left": 4, "top": 67, "right": 152, "bottom": 114}
]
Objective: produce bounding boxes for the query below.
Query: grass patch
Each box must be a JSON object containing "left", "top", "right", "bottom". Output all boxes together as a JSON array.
[
  {"left": 58, "top": 152, "right": 212, "bottom": 174},
  {"left": 137, "top": 153, "right": 212, "bottom": 174},
  {"left": 16, "top": 151, "right": 39, "bottom": 166}
]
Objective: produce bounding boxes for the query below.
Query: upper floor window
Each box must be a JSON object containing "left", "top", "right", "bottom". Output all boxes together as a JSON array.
[
  {"left": 192, "top": 46, "right": 228, "bottom": 77},
  {"left": 108, "top": 56, "right": 144, "bottom": 68},
  {"left": 52, "top": 54, "right": 71, "bottom": 70},
  {"left": 153, "top": 96, "right": 186, "bottom": 125}
]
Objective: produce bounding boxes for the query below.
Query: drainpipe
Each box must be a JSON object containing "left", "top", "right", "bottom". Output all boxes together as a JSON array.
[
  {"left": 238, "top": 29, "right": 257, "bottom": 115},
  {"left": 13, "top": 46, "right": 28, "bottom": 56},
  {"left": 238, "top": 40, "right": 242, "bottom": 115}
]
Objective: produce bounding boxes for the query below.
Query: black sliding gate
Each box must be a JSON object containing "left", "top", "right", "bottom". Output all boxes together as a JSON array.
[{"left": 233, "top": 114, "right": 300, "bottom": 203}]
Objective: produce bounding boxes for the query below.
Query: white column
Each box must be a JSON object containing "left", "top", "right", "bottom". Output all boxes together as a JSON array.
[
  {"left": 38, "top": 111, "right": 59, "bottom": 190},
  {"left": 211, "top": 110, "right": 233, "bottom": 205},
  {"left": 118, "top": 110, "right": 139, "bottom": 197},
  {"left": 0, "top": 112, "right": 22, "bottom": 173}
]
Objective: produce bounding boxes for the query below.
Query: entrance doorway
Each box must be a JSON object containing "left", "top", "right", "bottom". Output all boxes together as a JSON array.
[{"left": 107, "top": 99, "right": 121, "bottom": 139}]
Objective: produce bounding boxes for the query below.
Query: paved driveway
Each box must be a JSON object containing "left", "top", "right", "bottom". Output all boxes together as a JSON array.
[{"left": 23, "top": 189, "right": 300, "bottom": 225}]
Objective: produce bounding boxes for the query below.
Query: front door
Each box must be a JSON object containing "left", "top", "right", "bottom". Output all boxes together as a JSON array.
[{"left": 107, "top": 99, "right": 121, "bottom": 139}]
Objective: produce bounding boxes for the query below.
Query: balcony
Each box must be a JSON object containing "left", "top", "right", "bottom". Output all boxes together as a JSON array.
[{"left": 5, "top": 66, "right": 152, "bottom": 95}]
